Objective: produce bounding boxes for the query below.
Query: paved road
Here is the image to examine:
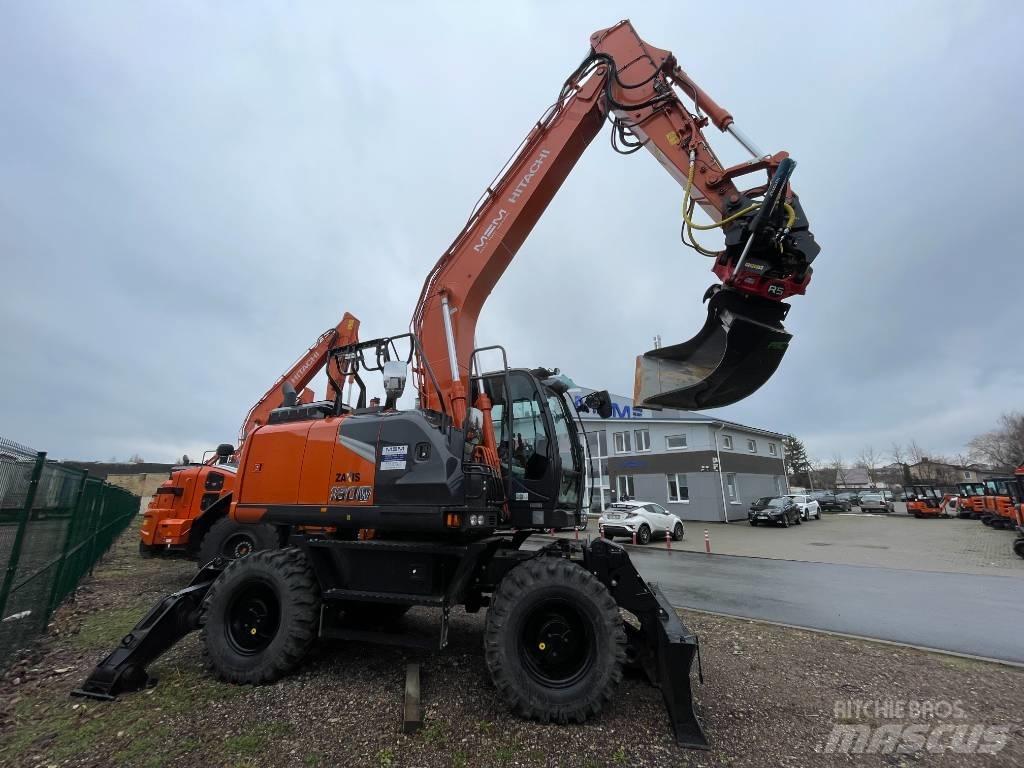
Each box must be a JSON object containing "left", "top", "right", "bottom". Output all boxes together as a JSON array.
[{"left": 623, "top": 548, "right": 1024, "bottom": 663}]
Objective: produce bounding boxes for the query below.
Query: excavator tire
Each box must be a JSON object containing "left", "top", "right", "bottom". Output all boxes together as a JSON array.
[
  {"left": 484, "top": 557, "right": 625, "bottom": 725},
  {"left": 1014, "top": 538, "right": 1024, "bottom": 560},
  {"left": 201, "top": 548, "right": 320, "bottom": 685},
  {"left": 198, "top": 517, "right": 280, "bottom": 566}
]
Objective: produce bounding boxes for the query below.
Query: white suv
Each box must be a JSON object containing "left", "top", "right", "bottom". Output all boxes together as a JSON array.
[
  {"left": 598, "top": 500, "right": 685, "bottom": 545},
  {"left": 786, "top": 493, "right": 822, "bottom": 521}
]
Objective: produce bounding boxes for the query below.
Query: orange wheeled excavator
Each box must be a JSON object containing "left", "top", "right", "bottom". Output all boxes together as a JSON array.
[
  {"left": 76, "top": 21, "right": 820, "bottom": 748},
  {"left": 138, "top": 314, "right": 359, "bottom": 561}
]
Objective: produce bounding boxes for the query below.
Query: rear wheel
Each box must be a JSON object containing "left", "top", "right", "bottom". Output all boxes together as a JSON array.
[
  {"left": 198, "top": 517, "right": 280, "bottom": 567},
  {"left": 484, "top": 557, "right": 625, "bottom": 724},
  {"left": 636, "top": 524, "right": 651, "bottom": 545},
  {"left": 1014, "top": 538, "right": 1024, "bottom": 560},
  {"left": 201, "top": 548, "right": 320, "bottom": 685},
  {"left": 672, "top": 522, "right": 684, "bottom": 541}
]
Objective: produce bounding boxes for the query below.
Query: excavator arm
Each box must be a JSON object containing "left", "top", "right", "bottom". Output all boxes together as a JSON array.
[
  {"left": 238, "top": 312, "right": 360, "bottom": 443},
  {"left": 413, "top": 20, "right": 818, "bottom": 419}
]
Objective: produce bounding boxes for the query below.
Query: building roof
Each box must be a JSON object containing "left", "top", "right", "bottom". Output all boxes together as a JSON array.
[
  {"left": 571, "top": 388, "right": 785, "bottom": 440},
  {"left": 56, "top": 461, "right": 174, "bottom": 480}
]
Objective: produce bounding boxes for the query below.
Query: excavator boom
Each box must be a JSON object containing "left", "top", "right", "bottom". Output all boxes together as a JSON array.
[
  {"left": 239, "top": 312, "right": 360, "bottom": 442},
  {"left": 414, "top": 20, "right": 818, "bottom": 419}
]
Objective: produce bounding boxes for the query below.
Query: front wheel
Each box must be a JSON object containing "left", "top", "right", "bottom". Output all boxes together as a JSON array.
[
  {"left": 1014, "top": 538, "right": 1024, "bottom": 560},
  {"left": 201, "top": 548, "right": 320, "bottom": 685},
  {"left": 749, "top": 520, "right": 758, "bottom": 527},
  {"left": 636, "top": 525, "right": 651, "bottom": 545},
  {"left": 484, "top": 558, "right": 626, "bottom": 725},
  {"left": 671, "top": 522, "right": 684, "bottom": 541}
]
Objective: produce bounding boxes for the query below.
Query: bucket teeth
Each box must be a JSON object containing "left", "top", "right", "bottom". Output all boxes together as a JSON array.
[{"left": 634, "top": 289, "right": 791, "bottom": 410}]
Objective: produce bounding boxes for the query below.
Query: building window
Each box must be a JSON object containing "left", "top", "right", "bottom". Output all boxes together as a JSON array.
[
  {"left": 722, "top": 435, "right": 733, "bottom": 449},
  {"left": 726, "top": 473, "right": 738, "bottom": 501},
  {"left": 747, "top": 439, "right": 757, "bottom": 453},
  {"left": 963, "top": 471, "right": 973, "bottom": 480},
  {"left": 769, "top": 443, "right": 777, "bottom": 456},
  {"left": 616, "top": 475, "right": 635, "bottom": 500},
  {"left": 634, "top": 429, "right": 651, "bottom": 452},
  {"left": 613, "top": 431, "right": 632, "bottom": 453},
  {"left": 666, "top": 473, "right": 689, "bottom": 502},
  {"left": 666, "top": 434, "right": 687, "bottom": 450}
]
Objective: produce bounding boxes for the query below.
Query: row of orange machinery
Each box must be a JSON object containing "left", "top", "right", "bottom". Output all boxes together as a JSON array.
[{"left": 906, "top": 469, "right": 1024, "bottom": 559}]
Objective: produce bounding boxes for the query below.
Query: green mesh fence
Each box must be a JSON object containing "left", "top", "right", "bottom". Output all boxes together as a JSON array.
[{"left": 0, "top": 438, "right": 140, "bottom": 668}]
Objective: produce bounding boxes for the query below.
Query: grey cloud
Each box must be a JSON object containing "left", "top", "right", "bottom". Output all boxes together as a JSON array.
[{"left": 1, "top": 2, "right": 1021, "bottom": 466}]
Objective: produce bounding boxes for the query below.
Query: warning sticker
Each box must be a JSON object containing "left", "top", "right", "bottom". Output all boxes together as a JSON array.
[{"left": 380, "top": 444, "right": 408, "bottom": 471}]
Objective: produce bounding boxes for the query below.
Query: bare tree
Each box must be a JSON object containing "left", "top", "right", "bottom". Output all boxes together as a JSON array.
[
  {"left": 856, "top": 446, "right": 881, "bottom": 486},
  {"left": 127, "top": 453, "right": 145, "bottom": 464},
  {"left": 968, "top": 412, "right": 1024, "bottom": 469},
  {"left": 831, "top": 452, "right": 850, "bottom": 488},
  {"left": 907, "top": 440, "right": 927, "bottom": 465}
]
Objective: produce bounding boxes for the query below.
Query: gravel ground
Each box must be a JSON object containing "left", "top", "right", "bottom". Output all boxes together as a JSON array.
[{"left": 1, "top": 529, "right": 1022, "bottom": 767}]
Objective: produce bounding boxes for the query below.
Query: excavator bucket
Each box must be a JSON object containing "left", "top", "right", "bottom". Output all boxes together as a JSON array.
[
  {"left": 72, "top": 560, "right": 224, "bottom": 700},
  {"left": 634, "top": 288, "right": 791, "bottom": 410}
]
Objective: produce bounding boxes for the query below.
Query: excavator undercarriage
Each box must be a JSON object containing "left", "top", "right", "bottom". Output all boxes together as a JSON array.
[{"left": 76, "top": 535, "right": 708, "bottom": 748}]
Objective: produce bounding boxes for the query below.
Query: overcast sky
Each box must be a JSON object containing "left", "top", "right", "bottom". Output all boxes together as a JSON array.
[{"left": 2, "top": 2, "right": 1021, "bottom": 467}]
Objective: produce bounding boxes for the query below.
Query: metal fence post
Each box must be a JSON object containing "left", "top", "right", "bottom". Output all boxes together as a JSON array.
[
  {"left": 46, "top": 470, "right": 89, "bottom": 614},
  {"left": 0, "top": 451, "right": 46, "bottom": 621}
]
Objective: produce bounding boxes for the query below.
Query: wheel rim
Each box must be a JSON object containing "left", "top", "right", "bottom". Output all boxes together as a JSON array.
[
  {"left": 226, "top": 580, "right": 281, "bottom": 655},
  {"left": 222, "top": 532, "right": 256, "bottom": 559},
  {"left": 639, "top": 526, "right": 650, "bottom": 543},
  {"left": 675, "top": 524, "right": 683, "bottom": 539},
  {"left": 519, "top": 598, "right": 594, "bottom": 689}
]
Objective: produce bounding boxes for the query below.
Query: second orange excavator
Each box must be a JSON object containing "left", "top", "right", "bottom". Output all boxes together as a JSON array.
[{"left": 138, "top": 313, "right": 359, "bottom": 561}]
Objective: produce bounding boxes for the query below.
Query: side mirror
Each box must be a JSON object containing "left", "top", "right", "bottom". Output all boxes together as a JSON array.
[
  {"left": 216, "top": 443, "right": 235, "bottom": 458},
  {"left": 581, "top": 390, "right": 614, "bottom": 419}
]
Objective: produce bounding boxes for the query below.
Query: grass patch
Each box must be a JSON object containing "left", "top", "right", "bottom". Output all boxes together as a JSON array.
[
  {"left": 0, "top": 666, "right": 241, "bottom": 767},
  {"left": 70, "top": 600, "right": 154, "bottom": 649},
  {"left": 222, "top": 721, "right": 295, "bottom": 758}
]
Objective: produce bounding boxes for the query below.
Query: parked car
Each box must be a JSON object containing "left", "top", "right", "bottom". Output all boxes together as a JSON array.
[
  {"left": 787, "top": 493, "right": 822, "bottom": 520},
  {"left": 598, "top": 500, "right": 685, "bottom": 544},
  {"left": 859, "top": 492, "right": 894, "bottom": 513},
  {"left": 748, "top": 496, "right": 802, "bottom": 527},
  {"left": 812, "top": 490, "right": 851, "bottom": 513},
  {"left": 837, "top": 491, "right": 861, "bottom": 506}
]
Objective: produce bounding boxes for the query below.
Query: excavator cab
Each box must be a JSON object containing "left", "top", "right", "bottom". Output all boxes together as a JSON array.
[{"left": 478, "top": 368, "right": 586, "bottom": 531}]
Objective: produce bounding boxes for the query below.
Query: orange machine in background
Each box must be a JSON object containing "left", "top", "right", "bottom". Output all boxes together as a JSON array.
[
  {"left": 139, "top": 313, "right": 359, "bottom": 561},
  {"left": 904, "top": 485, "right": 958, "bottom": 519}
]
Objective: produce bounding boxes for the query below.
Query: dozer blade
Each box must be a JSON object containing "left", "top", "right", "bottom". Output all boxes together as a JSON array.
[
  {"left": 584, "top": 538, "right": 709, "bottom": 749},
  {"left": 72, "top": 559, "right": 225, "bottom": 700},
  {"left": 634, "top": 288, "right": 791, "bottom": 410}
]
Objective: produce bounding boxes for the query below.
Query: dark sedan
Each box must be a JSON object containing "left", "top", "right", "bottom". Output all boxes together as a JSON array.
[
  {"left": 748, "top": 496, "right": 801, "bottom": 527},
  {"left": 813, "top": 491, "right": 852, "bottom": 513}
]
